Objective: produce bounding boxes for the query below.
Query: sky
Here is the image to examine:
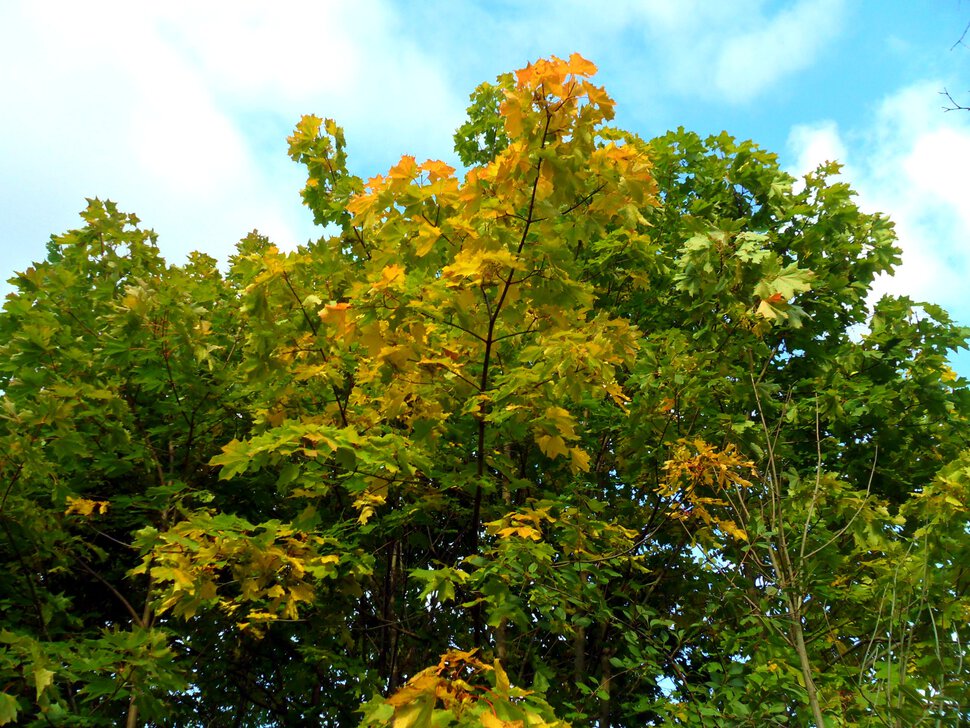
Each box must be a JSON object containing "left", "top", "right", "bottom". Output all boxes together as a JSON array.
[{"left": 2, "top": 0, "right": 969, "bottom": 372}]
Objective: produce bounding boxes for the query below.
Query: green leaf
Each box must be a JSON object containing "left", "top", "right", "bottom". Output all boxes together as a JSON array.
[
  {"left": 0, "top": 694, "right": 19, "bottom": 726},
  {"left": 33, "top": 667, "right": 54, "bottom": 699}
]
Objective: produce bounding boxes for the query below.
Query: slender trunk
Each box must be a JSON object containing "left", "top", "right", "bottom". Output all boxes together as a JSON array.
[
  {"left": 125, "top": 693, "right": 139, "bottom": 728},
  {"left": 573, "top": 624, "right": 586, "bottom": 683},
  {"left": 379, "top": 539, "right": 396, "bottom": 685},
  {"left": 387, "top": 541, "right": 402, "bottom": 691},
  {"left": 598, "top": 642, "right": 612, "bottom": 728},
  {"left": 789, "top": 597, "right": 827, "bottom": 727}
]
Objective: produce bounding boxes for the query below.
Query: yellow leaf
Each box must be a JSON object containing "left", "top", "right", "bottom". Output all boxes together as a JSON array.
[
  {"left": 482, "top": 713, "right": 524, "bottom": 728},
  {"left": 544, "top": 406, "right": 571, "bottom": 426},
  {"left": 584, "top": 81, "right": 614, "bottom": 115},
  {"left": 371, "top": 264, "right": 406, "bottom": 293},
  {"left": 392, "top": 693, "right": 434, "bottom": 728},
  {"left": 535, "top": 163, "right": 554, "bottom": 201},
  {"left": 604, "top": 381, "right": 629, "bottom": 406},
  {"left": 346, "top": 190, "right": 381, "bottom": 224},
  {"left": 64, "top": 496, "right": 109, "bottom": 517},
  {"left": 756, "top": 298, "right": 782, "bottom": 320},
  {"left": 501, "top": 97, "right": 524, "bottom": 139},
  {"left": 569, "top": 447, "right": 591, "bottom": 474},
  {"left": 536, "top": 434, "right": 568, "bottom": 460},
  {"left": 493, "top": 659, "right": 511, "bottom": 695},
  {"left": 544, "top": 406, "right": 577, "bottom": 440},
  {"left": 498, "top": 525, "right": 542, "bottom": 541},
  {"left": 442, "top": 248, "right": 521, "bottom": 286},
  {"left": 378, "top": 345, "right": 412, "bottom": 370},
  {"left": 386, "top": 673, "right": 440, "bottom": 707},
  {"left": 413, "top": 220, "right": 441, "bottom": 257},
  {"left": 716, "top": 518, "right": 748, "bottom": 542},
  {"left": 943, "top": 495, "right": 964, "bottom": 509},
  {"left": 442, "top": 249, "right": 485, "bottom": 279},
  {"left": 319, "top": 301, "right": 353, "bottom": 337},
  {"left": 354, "top": 492, "right": 387, "bottom": 525},
  {"left": 245, "top": 610, "right": 278, "bottom": 623},
  {"left": 288, "top": 582, "right": 315, "bottom": 604}
]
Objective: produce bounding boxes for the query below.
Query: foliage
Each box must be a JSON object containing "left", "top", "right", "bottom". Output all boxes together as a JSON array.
[{"left": 1, "top": 54, "right": 968, "bottom": 726}]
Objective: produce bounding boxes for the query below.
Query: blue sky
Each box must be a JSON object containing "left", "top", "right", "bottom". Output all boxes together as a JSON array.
[{"left": 2, "top": 0, "right": 969, "bottom": 372}]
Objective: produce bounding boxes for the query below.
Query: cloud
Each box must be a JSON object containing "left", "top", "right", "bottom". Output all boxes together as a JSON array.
[
  {"left": 713, "top": 0, "right": 845, "bottom": 101},
  {"left": 786, "top": 81, "right": 970, "bottom": 325},
  {"left": 627, "top": 0, "right": 847, "bottom": 102},
  {"left": 158, "top": 0, "right": 464, "bottom": 166},
  {"left": 787, "top": 120, "right": 851, "bottom": 181},
  {"left": 0, "top": 2, "right": 289, "bottom": 270},
  {"left": 0, "top": 0, "right": 464, "bottom": 281},
  {"left": 361, "top": 0, "right": 848, "bottom": 127}
]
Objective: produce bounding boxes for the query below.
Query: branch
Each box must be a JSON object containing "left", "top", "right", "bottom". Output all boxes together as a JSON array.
[
  {"left": 73, "top": 556, "right": 145, "bottom": 628},
  {"left": 951, "top": 20, "right": 970, "bottom": 50},
  {"left": 941, "top": 88, "right": 970, "bottom": 112},
  {"left": 280, "top": 270, "right": 350, "bottom": 427}
]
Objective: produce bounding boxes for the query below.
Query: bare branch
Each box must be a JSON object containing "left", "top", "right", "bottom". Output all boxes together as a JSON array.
[
  {"left": 951, "top": 19, "right": 970, "bottom": 50},
  {"left": 941, "top": 88, "right": 970, "bottom": 112}
]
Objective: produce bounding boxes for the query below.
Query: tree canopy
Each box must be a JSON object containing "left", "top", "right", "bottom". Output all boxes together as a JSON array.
[{"left": 1, "top": 54, "right": 968, "bottom": 727}]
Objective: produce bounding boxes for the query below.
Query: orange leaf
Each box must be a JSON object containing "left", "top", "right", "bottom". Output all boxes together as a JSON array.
[
  {"left": 388, "top": 155, "right": 417, "bottom": 181},
  {"left": 567, "top": 52, "right": 597, "bottom": 77},
  {"left": 420, "top": 159, "right": 455, "bottom": 182}
]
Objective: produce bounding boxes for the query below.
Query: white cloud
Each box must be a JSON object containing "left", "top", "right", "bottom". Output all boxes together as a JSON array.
[
  {"left": 380, "top": 0, "right": 848, "bottom": 116},
  {"left": 786, "top": 82, "right": 970, "bottom": 320},
  {"left": 714, "top": 0, "right": 844, "bottom": 101},
  {"left": 154, "top": 1, "right": 463, "bottom": 171},
  {"left": 787, "top": 120, "right": 851, "bottom": 181},
  {"left": 0, "top": 0, "right": 464, "bottom": 279},
  {"left": 627, "top": 0, "right": 846, "bottom": 102}
]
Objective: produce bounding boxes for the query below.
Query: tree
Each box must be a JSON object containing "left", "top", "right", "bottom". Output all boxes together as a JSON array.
[{"left": 1, "top": 54, "right": 968, "bottom": 727}]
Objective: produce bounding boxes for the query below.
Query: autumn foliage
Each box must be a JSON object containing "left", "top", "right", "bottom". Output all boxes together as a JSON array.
[{"left": 1, "top": 54, "right": 968, "bottom": 726}]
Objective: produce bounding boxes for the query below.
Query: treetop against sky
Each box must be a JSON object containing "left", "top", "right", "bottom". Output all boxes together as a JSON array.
[{"left": 1, "top": 0, "right": 969, "bottom": 372}]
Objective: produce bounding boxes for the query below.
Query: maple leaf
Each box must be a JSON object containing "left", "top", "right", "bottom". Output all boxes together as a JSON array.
[
  {"left": 371, "top": 264, "right": 406, "bottom": 292},
  {"left": 388, "top": 155, "right": 417, "bottom": 181},
  {"left": 0, "top": 693, "right": 18, "bottom": 725},
  {"left": 442, "top": 248, "right": 521, "bottom": 285},
  {"left": 64, "top": 496, "right": 109, "bottom": 517},
  {"left": 319, "top": 301, "right": 354, "bottom": 338},
  {"left": 482, "top": 713, "right": 523, "bottom": 728},
  {"left": 32, "top": 668, "right": 54, "bottom": 700},
  {"left": 497, "top": 525, "right": 542, "bottom": 541},
  {"left": 536, "top": 434, "right": 568, "bottom": 459},
  {"left": 757, "top": 298, "right": 784, "bottom": 321},
  {"left": 412, "top": 220, "right": 441, "bottom": 257},
  {"left": 419, "top": 159, "right": 455, "bottom": 182},
  {"left": 569, "top": 447, "right": 591, "bottom": 474},
  {"left": 501, "top": 97, "right": 525, "bottom": 139},
  {"left": 566, "top": 52, "right": 597, "bottom": 77}
]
